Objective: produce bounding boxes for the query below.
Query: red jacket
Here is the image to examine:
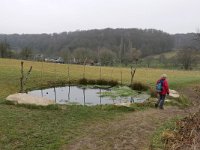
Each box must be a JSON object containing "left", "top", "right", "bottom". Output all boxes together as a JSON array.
[{"left": 157, "top": 78, "right": 169, "bottom": 95}]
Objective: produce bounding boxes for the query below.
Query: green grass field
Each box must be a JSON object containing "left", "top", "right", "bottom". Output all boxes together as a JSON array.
[
  {"left": 0, "top": 58, "right": 200, "bottom": 149},
  {"left": 1, "top": 58, "right": 200, "bottom": 98}
]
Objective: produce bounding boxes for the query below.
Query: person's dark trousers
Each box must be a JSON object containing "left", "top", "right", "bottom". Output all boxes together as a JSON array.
[{"left": 158, "top": 94, "right": 166, "bottom": 109}]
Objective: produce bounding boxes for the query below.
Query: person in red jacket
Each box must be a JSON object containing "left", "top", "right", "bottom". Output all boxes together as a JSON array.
[{"left": 155, "top": 74, "right": 169, "bottom": 109}]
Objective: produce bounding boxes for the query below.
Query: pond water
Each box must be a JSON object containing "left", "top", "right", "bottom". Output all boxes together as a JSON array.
[{"left": 28, "top": 86, "right": 150, "bottom": 105}]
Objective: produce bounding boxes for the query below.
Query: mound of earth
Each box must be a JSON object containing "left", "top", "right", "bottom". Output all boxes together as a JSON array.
[{"left": 6, "top": 93, "right": 55, "bottom": 106}]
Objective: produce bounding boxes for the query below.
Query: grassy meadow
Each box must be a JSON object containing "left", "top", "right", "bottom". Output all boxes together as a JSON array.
[
  {"left": 149, "top": 50, "right": 178, "bottom": 59},
  {"left": 1, "top": 58, "right": 200, "bottom": 98},
  {"left": 0, "top": 58, "right": 200, "bottom": 149}
]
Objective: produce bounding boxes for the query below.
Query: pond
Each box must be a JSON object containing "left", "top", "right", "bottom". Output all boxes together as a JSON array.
[{"left": 28, "top": 86, "right": 150, "bottom": 105}]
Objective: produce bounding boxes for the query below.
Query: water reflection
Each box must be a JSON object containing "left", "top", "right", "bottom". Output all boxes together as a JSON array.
[
  {"left": 68, "top": 85, "right": 70, "bottom": 100},
  {"left": 99, "top": 88, "right": 101, "bottom": 105},
  {"left": 28, "top": 86, "right": 149, "bottom": 105},
  {"left": 41, "top": 89, "right": 43, "bottom": 97},
  {"left": 130, "top": 97, "right": 134, "bottom": 103},
  {"left": 54, "top": 87, "right": 56, "bottom": 103},
  {"left": 83, "top": 88, "right": 86, "bottom": 105}
]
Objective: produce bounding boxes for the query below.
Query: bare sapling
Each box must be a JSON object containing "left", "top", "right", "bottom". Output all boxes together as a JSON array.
[
  {"left": 54, "top": 63, "right": 57, "bottom": 80},
  {"left": 120, "top": 69, "right": 123, "bottom": 85},
  {"left": 67, "top": 64, "right": 70, "bottom": 83},
  {"left": 99, "top": 65, "right": 102, "bottom": 80},
  {"left": 40, "top": 61, "right": 44, "bottom": 86},
  {"left": 83, "top": 58, "right": 87, "bottom": 79},
  {"left": 20, "top": 61, "right": 32, "bottom": 93},
  {"left": 110, "top": 68, "right": 114, "bottom": 80},
  {"left": 130, "top": 66, "right": 136, "bottom": 85}
]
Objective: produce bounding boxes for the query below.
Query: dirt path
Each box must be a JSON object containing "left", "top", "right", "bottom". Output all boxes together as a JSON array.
[{"left": 64, "top": 86, "right": 200, "bottom": 150}]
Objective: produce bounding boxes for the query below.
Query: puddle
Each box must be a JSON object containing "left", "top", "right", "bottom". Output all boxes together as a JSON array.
[{"left": 28, "top": 86, "right": 150, "bottom": 105}]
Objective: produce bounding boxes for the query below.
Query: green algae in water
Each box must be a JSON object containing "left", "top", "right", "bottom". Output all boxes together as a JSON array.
[{"left": 99, "top": 86, "right": 139, "bottom": 99}]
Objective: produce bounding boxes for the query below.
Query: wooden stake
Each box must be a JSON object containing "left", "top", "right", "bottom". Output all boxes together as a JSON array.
[
  {"left": 120, "top": 69, "right": 123, "bottom": 85},
  {"left": 99, "top": 66, "right": 102, "bottom": 80},
  {"left": 67, "top": 64, "right": 70, "bottom": 83},
  {"left": 83, "top": 58, "right": 87, "bottom": 78},
  {"left": 111, "top": 68, "right": 114, "bottom": 80}
]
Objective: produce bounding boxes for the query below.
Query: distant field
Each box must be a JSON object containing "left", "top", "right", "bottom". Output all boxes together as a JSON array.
[
  {"left": 145, "top": 50, "right": 200, "bottom": 60},
  {"left": 150, "top": 50, "right": 178, "bottom": 59},
  {"left": 1, "top": 58, "right": 200, "bottom": 98}
]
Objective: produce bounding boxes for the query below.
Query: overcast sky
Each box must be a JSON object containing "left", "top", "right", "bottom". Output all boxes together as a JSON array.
[{"left": 0, "top": 0, "right": 199, "bottom": 34}]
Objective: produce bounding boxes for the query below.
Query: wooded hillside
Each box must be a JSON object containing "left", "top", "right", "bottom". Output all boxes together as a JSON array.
[{"left": 0, "top": 28, "right": 174, "bottom": 56}]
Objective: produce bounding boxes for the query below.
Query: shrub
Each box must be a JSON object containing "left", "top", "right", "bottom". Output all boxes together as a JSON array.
[
  {"left": 96, "top": 79, "right": 109, "bottom": 85},
  {"left": 129, "top": 82, "right": 149, "bottom": 91},
  {"left": 79, "top": 78, "right": 88, "bottom": 85},
  {"left": 78, "top": 78, "right": 118, "bottom": 86},
  {"left": 46, "top": 80, "right": 68, "bottom": 87},
  {"left": 87, "top": 79, "right": 97, "bottom": 85},
  {"left": 107, "top": 80, "right": 118, "bottom": 86}
]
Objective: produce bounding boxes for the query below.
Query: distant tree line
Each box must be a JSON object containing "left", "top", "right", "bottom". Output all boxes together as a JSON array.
[
  {"left": 0, "top": 40, "right": 14, "bottom": 58},
  {"left": 0, "top": 41, "right": 32, "bottom": 60},
  {"left": 0, "top": 28, "right": 173, "bottom": 56},
  {"left": 173, "top": 33, "right": 200, "bottom": 50},
  {"left": 1, "top": 28, "right": 200, "bottom": 69}
]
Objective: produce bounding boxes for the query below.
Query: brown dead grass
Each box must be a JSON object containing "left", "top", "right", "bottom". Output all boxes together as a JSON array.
[{"left": 164, "top": 111, "right": 200, "bottom": 150}]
